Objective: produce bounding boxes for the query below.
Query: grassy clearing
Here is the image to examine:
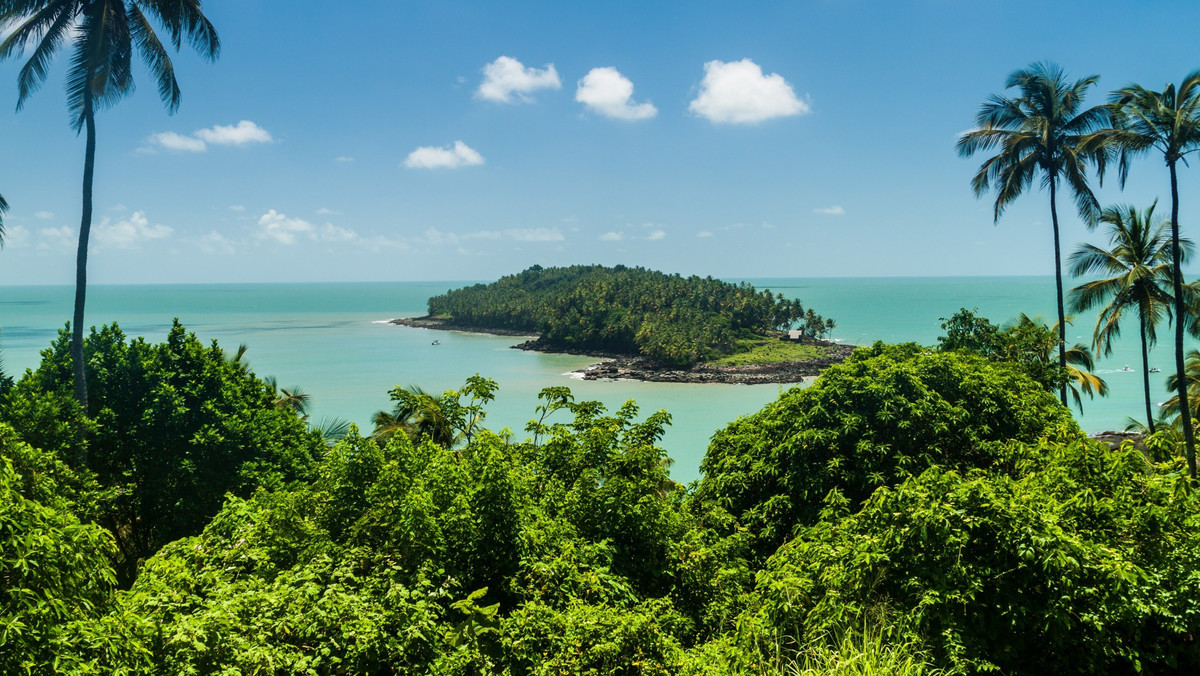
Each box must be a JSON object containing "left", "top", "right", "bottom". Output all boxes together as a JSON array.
[{"left": 709, "top": 338, "right": 832, "bottom": 366}]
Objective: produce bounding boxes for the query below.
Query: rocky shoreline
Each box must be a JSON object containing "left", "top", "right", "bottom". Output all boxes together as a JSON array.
[{"left": 391, "top": 316, "right": 854, "bottom": 385}]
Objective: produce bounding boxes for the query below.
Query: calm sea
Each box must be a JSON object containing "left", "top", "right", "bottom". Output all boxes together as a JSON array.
[{"left": 0, "top": 277, "right": 1187, "bottom": 483}]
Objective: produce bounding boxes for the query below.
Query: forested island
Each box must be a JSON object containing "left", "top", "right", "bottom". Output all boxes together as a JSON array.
[{"left": 393, "top": 265, "right": 848, "bottom": 383}]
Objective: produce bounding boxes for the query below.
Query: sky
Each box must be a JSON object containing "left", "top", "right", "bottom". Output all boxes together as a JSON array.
[{"left": 2, "top": 0, "right": 1200, "bottom": 284}]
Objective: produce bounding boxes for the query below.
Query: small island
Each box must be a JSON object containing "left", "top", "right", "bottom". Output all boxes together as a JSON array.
[{"left": 392, "top": 264, "right": 852, "bottom": 384}]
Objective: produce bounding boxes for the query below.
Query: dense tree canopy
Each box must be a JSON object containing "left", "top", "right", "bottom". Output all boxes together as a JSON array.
[
  {"left": 425, "top": 265, "right": 830, "bottom": 366},
  {"left": 5, "top": 330, "right": 1200, "bottom": 674}
]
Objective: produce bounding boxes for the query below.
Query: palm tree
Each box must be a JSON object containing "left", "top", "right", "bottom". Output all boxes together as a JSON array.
[
  {"left": 1004, "top": 313, "right": 1109, "bottom": 412},
  {"left": 372, "top": 385, "right": 457, "bottom": 448},
  {"left": 0, "top": 191, "right": 7, "bottom": 245},
  {"left": 957, "top": 62, "right": 1112, "bottom": 407},
  {"left": 1106, "top": 72, "right": 1200, "bottom": 479},
  {"left": 1069, "top": 202, "right": 1184, "bottom": 433},
  {"left": 0, "top": 1, "right": 220, "bottom": 410}
]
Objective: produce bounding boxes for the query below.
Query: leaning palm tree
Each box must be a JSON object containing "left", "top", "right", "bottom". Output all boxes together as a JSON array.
[
  {"left": 0, "top": 1, "right": 220, "bottom": 410},
  {"left": 1106, "top": 72, "right": 1200, "bottom": 478},
  {"left": 957, "top": 62, "right": 1112, "bottom": 407},
  {"left": 0, "top": 191, "right": 7, "bottom": 245},
  {"left": 1069, "top": 202, "right": 1183, "bottom": 432}
]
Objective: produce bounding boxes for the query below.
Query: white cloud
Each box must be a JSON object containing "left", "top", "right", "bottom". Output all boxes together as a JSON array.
[
  {"left": 256, "top": 209, "right": 314, "bottom": 245},
  {"left": 229, "top": 205, "right": 246, "bottom": 212},
  {"left": 34, "top": 210, "right": 54, "bottom": 220},
  {"left": 646, "top": 230, "right": 666, "bottom": 241},
  {"left": 149, "top": 131, "right": 207, "bottom": 152},
  {"left": 404, "top": 141, "right": 485, "bottom": 169},
  {"left": 576, "top": 67, "right": 657, "bottom": 121},
  {"left": 316, "top": 207, "right": 341, "bottom": 216},
  {"left": 195, "top": 120, "right": 273, "bottom": 146},
  {"left": 4, "top": 224, "right": 31, "bottom": 248},
  {"left": 95, "top": 211, "right": 173, "bottom": 249},
  {"left": 813, "top": 205, "right": 845, "bottom": 215},
  {"left": 36, "top": 226, "right": 76, "bottom": 252},
  {"left": 145, "top": 120, "right": 272, "bottom": 153},
  {"left": 315, "top": 223, "right": 357, "bottom": 242},
  {"left": 198, "top": 231, "right": 236, "bottom": 254},
  {"left": 335, "top": 156, "right": 355, "bottom": 163},
  {"left": 689, "top": 58, "right": 808, "bottom": 124},
  {"left": 696, "top": 230, "right": 713, "bottom": 238},
  {"left": 477, "top": 56, "right": 561, "bottom": 103},
  {"left": 599, "top": 231, "right": 625, "bottom": 241},
  {"left": 507, "top": 227, "right": 564, "bottom": 242}
]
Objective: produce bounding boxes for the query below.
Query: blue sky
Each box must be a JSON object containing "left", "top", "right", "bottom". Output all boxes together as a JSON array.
[{"left": 1, "top": 0, "right": 1199, "bottom": 284}]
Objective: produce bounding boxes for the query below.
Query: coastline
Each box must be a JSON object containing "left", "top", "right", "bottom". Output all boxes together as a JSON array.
[{"left": 391, "top": 316, "right": 854, "bottom": 385}]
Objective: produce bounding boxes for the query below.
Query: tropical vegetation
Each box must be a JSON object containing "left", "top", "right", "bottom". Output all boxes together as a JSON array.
[
  {"left": 956, "top": 61, "right": 1112, "bottom": 407},
  {"left": 1104, "top": 71, "right": 1200, "bottom": 478},
  {"left": 1069, "top": 202, "right": 1183, "bottom": 431},
  {"left": 5, "top": 326, "right": 1200, "bottom": 674},
  {"left": 424, "top": 264, "right": 833, "bottom": 367},
  {"left": 0, "top": 0, "right": 220, "bottom": 410}
]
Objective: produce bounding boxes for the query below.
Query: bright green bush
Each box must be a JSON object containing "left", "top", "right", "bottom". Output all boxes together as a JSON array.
[
  {"left": 1, "top": 321, "right": 325, "bottom": 585},
  {"left": 696, "top": 343, "right": 1076, "bottom": 558},
  {"left": 0, "top": 427, "right": 151, "bottom": 674},
  {"left": 751, "top": 436, "right": 1200, "bottom": 674}
]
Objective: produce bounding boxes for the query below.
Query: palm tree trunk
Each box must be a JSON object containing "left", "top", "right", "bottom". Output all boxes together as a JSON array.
[
  {"left": 72, "top": 99, "right": 95, "bottom": 429},
  {"left": 1140, "top": 313, "right": 1155, "bottom": 434},
  {"left": 1169, "top": 162, "right": 1197, "bottom": 478},
  {"left": 1049, "top": 177, "right": 1068, "bottom": 407}
]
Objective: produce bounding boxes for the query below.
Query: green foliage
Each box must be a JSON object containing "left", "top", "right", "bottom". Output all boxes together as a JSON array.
[
  {"left": 0, "top": 321, "right": 324, "bottom": 585},
  {"left": 937, "top": 308, "right": 1109, "bottom": 410},
  {"left": 425, "top": 265, "right": 830, "bottom": 366},
  {"left": 751, "top": 436, "right": 1200, "bottom": 674},
  {"left": 697, "top": 343, "right": 1075, "bottom": 558},
  {"left": 0, "top": 428, "right": 151, "bottom": 674},
  {"left": 373, "top": 374, "right": 499, "bottom": 447}
]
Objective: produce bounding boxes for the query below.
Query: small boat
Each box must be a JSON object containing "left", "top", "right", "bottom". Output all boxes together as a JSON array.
[
  {"left": 432, "top": 340, "right": 441, "bottom": 346},
  {"left": 1150, "top": 367, "right": 1160, "bottom": 373},
  {"left": 1122, "top": 365, "right": 1132, "bottom": 372}
]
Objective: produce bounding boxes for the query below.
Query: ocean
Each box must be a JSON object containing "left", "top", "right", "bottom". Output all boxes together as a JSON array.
[{"left": 0, "top": 277, "right": 1187, "bottom": 483}]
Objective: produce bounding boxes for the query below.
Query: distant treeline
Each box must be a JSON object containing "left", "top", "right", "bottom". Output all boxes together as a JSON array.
[{"left": 426, "top": 265, "right": 831, "bottom": 366}]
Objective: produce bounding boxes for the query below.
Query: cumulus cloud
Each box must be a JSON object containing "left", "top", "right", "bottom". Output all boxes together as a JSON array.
[
  {"left": 813, "top": 205, "right": 845, "bottom": 215},
  {"left": 149, "top": 131, "right": 207, "bottom": 152},
  {"left": 404, "top": 141, "right": 485, "bottom": 169},
  {"left": 576, "top": 67, "right": 657, "bottom": 120},
  {"left": 696, "top": 230, "right": 714, "bottom": 238},
  {"left": 144, "top": 120, "right": 272, "bottom": 152},
  {"left": 316, "top": 207, "right": 341, "bottom": 216},
  {"left": 3, "top": 224, "right": 31, "bottom": 248},
  {"left": 599, "top": 231, "right": 625, "bottom": 241},
  {"left": 646, "top": 230, "right": 666, "bottom": 241},
  {"left": 256, "top": 209, "right": 314, "bottom": 245},
  {"left": 477, "top": 56, "right": 561, "bottom": 103},
  {"left": 689, "top": 58, "right": 808, "bottom": 124},
  {"left": 36, "top": 226, "right": 76, "bottom": 252},
  {"left": 34, "top": 210, "right": 54, "bottom": 220},
  {"left": 195, "top": 120, "right": 274, "bottom": 146},
  {"left": 198, "top": 231, "right": 236, "bottom": 254},
  {"left": 507, "top": 227, "right": 563, "bottom": 242},
  {"left": 95, "top": 211, "right": 173, "bottom": 249},
  {"left": 315, "top": 223, "right": 357, "bottom": 242}
]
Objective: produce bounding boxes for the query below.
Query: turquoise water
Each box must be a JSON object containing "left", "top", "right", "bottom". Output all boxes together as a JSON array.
[{"left": 0, "top": 278, "right": 1188, "bottom": 482}]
